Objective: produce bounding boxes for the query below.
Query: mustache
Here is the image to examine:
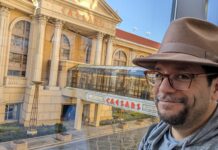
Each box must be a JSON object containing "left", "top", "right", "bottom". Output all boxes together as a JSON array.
[{"left": 155, "top": 94, "right": 186, "bottom": 104}]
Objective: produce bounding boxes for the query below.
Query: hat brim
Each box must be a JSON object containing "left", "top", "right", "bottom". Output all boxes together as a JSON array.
[{"left": 133, "top": 53, "right": 218, "bottom": 69}]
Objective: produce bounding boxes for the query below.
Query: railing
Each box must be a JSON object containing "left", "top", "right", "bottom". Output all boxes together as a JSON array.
[
  {"left": 4, "top": 76, "right": 27, "bottom": 87},
  {"left": 67, "top": 65, "right": 153, "bottom": 100}
]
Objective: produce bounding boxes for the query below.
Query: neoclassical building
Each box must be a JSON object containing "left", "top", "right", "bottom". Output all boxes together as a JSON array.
[{"left": 0, "top": 0, "right": 159, "bottom": 128}]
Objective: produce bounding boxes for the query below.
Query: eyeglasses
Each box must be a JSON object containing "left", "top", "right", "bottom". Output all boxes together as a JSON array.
[{"left": 144, "top": 70, "right": 218, "bottom": 91}]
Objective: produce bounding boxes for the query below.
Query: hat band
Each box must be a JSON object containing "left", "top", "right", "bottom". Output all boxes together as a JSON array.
[{"left": 160, "top": 43, "right": 218, "bottom": 62}]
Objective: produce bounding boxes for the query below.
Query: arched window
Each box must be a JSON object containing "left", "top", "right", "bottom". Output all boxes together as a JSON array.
[
  {"left": 8, "top": 20, "right": 30, "bottom": 77},
  {"left": 60, "top": 34, "right": 70, "bottom": 60},
  {"left": 113, "top": 50, "right": 127, "bottom": 66}
]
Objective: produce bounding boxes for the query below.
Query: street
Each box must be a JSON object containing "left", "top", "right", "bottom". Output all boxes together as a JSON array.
[{"left": 43, "top": 127, "right": 148, "bottom": 150}]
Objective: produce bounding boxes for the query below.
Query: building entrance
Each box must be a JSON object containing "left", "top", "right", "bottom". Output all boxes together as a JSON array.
[{"left": 61, "top": 105, "right": 76, "bottom": 121}]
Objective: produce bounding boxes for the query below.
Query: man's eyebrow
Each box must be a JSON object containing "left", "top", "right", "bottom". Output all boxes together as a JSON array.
[
  {"left": 174, "top": 65, "right": 192, "bottom": 71},
  {"left": 174, "top": 65, "right": 190, "bottom": 71}
]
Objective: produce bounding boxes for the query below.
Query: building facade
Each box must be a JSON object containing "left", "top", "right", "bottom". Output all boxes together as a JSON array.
[{"left": 0, "top": 0, "right": 159, "bottom": 128}]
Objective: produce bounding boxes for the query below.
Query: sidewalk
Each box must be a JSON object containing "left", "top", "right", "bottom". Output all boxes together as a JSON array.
[{"left": 0, "top": 118, "right": 154, "bottom": 150}]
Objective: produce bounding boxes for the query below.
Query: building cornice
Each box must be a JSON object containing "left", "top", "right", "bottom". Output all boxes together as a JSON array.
[
  {"left": 0, "top": 0, "right": 34, "bottom": 14},
  {"left": 114, "top": 37, "right": 158, "bottom": 54}
]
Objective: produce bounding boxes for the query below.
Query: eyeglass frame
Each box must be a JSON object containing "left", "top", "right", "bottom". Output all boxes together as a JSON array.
[{"left": 144, "top": 70, "right": 218, "bottom": 91}]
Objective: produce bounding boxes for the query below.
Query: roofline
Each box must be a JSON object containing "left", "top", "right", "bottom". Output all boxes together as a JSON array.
[
  {"left": 71, "top": 64, "right": 146, "bottom": 71},
  {"left": 115, "top": 28, "right": 160, "bottom": 49},
  {"left": 102, "top": 0, "right": 122, "bottom": 23}
]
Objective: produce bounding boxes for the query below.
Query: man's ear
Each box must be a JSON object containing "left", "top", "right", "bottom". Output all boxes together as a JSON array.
[{"left": 211, "top": 78, "right": 218, "bottom": 101}]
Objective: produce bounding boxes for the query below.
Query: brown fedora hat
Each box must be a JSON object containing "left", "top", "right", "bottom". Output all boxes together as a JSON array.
[{"left": 133, "top": 17, "right": 218, "bottom": 69}]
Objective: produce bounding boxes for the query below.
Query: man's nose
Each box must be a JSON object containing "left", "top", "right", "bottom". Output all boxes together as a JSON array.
[{"left": 158, "top": 77, "right": 176, "bottom": 93}]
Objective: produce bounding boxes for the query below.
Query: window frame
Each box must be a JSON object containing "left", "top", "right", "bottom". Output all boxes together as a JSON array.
[
  {"left": 8, "top": 20, "right": 30, "bottom": 77},
  {"left": 113, "top": 50, "right": 127, "bottom": 66}
]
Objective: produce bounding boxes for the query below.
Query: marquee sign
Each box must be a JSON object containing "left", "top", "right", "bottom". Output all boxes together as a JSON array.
[
  {"left": 85, "top": 90, "right": 157, "bottom": 116},
  {"left": 62, "top": 88, "right": 157, "bottom": 116},
  {"left": 105, "top": 97, "right": 142, "bottom": 111}
]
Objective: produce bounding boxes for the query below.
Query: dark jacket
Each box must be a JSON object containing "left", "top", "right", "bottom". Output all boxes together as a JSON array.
[{"left": 138, "top": 106, "right": 218, "bottom": 150}]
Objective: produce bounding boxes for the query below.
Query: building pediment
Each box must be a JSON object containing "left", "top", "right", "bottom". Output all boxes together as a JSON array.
[
  {"left": 37, "top": 0, "right": 122, "bottom": 36},
  {"left": 62, "top": 0, "right": 121, "bottom": 22}
]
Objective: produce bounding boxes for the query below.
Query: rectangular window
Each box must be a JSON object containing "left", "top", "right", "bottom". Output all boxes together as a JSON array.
[
  {"left": 8, "top": 70, "right": 21, "bottom": 76},
  {"left": 5, "top": 103, "right": 20, "bottom": 121}
]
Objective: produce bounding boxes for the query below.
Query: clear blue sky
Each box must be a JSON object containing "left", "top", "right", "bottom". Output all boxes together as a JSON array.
[
  {"left": 106, "top": 0, "right": 173, "bottom": 42},
  {"left": 207, "top": 0, "right": 218, "bottom": 25},
  {"left": 106, "top": 0, "right": 218, "bottom": 43}
]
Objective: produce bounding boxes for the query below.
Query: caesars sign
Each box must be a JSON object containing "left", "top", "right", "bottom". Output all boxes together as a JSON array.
[{"left": 86, "top": 92, "right": 157, "bottom": 116}]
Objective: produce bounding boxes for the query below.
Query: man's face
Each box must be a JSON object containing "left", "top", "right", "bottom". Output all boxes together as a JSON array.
[{"left": 153, "top": 62, "right": 217, "bottom": 126}]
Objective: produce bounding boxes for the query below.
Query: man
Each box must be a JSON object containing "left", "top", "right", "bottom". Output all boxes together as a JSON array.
[{"left": 133, "top": 17, "right": 218, "bottom": 150}]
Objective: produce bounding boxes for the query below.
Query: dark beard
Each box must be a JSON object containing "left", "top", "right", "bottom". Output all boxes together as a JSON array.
[
  {"left": 156, "top": 94, "right": 188, "bottom": 125},
  {"left": 158, "top": 106, "right": 188, "bottom": 125}
]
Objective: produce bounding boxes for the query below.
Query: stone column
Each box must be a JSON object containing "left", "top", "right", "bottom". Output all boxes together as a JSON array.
[
  {"left": 94, "top": 32, "right": 104, "bottom": 65},
  {"left": 26, "top": 16, "right": 37, "bottom": 86},
  {"left": 88, "top": 103, "right": 95, "bottom": 122},
  {"left": 90, "top": 37, "right": 97, "bottom": 65},
  {"left": 0, "top": 7, "right": 10, "bottom": 123},
  {"left": 92, "top": 33, "right": 104, "bottom": 126},
  {"left": 32, "top": 15, "right": 47, "bottom": 82},
  {"left": 130, "top": 50, "right": 136, "bottom": 66},
  {"left": 0, "top": 7, "right": 10, "bottom": 86},
  {"left": 104, "top": 33, "right": 114, "bottom": 123},
  {"left": 105, "top": 36, "right": 113, "bottom": 65},
  {"left": 94, "top": 104, "right": 102, "bottom": 127},
  {"left": 74, "top": 99, "right": 84, "bottom": 130},
  {"left": 48, "top": 20, "right": 62, "bottom": 89}
]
